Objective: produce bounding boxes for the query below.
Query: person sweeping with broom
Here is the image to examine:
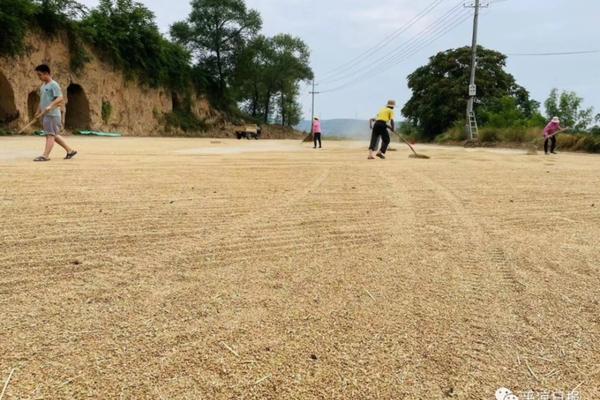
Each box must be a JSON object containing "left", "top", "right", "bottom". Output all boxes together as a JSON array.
[
  {"left": 368, "top": 100, "right": 396, "bottom": 160},
  {"left": 543, "top": 116, "right": 567, "bottom": 155},
  {"left": 312, "top": 117, "right": 322, "bottom": 149}
]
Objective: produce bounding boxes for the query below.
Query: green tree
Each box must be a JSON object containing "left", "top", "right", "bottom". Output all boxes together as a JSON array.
[
  {"left": 34, "top": 0, "right": 87, "bottom": 34},
  {"left": 0, "top": 0, "right": 89, "bottom": 68},
  {"left": 82, "top": 0, "right": 190, "bottom": 89},
  {"left": 267, "top": 34, "right": 312, "bottom": 126},
  {"left": 544, "top": 89, "right": 595, "bottom": 131},
  {"left": 233, "top": 33, "right": 312, "bottom": 125},
  {"left": 170, "top": 0, "right": 262, "bottom": 98},
  {"left": 0, "top": 0, "right": 36, "bottom": 56},
  {"left": 402, "top": 46, "right": 531, "bottom": 139},
  {"left": 232, "top": 35, "right": 271, "bottom": 118},
  {"left": 479, "top": 96, "right": 545, "bottom": 129},
  {"left": 276, "top": 84, "right": 303, "bottom": 127}
]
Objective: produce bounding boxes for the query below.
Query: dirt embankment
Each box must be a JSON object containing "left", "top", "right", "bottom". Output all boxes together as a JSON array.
[{"left": 0, "top": 32, "right": 219, "bottom": 136}]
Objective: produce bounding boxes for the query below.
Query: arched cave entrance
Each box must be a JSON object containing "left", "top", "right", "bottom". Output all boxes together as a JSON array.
[
  {"left": 27, "top": 90, "right": 42, "bottom": 128},
  {"left": 65, "top": 83, "right": 91, "bottom": 130},
  {"left": 0, "top": 71, "right": 19, "bottom": 125}
]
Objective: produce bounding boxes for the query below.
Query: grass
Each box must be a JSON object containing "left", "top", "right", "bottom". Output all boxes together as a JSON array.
[
  {"left": 437, "top": 125, "right": 600, "bottom": 153},
  {"left": 164, "top": 109, "right": 209, "bottom": 135}
]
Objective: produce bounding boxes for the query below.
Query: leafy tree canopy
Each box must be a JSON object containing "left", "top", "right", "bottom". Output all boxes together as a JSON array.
[
  {"left": 544, "top": 89, "right": 596, "bottom": 131},
  {"left": 171, "top": 0, "right": 262, "bottom": 98},
  {"left": 402, "top": 46, "right": 532, "bottom": 139}
]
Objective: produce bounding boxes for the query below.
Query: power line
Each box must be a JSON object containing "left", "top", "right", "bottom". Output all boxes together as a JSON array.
[
  {"left": 319, "top": 10, "right": 472, "bottom": 93},
  {"left": 320, "top": 4, "right": 467, "bottom": 86},
  {"left": 319, "top": 0, "right": 448, "bottom": 79},
  {"left": 507, "top": 50, "right": 600, "bottom": 56},
  {"left": 339, "top": 9, "right": 471, "bottom": 80},
  {"left": 319, "top": 12, "right": 471, "bottom": 93},
  {"left": 321, "top": 3, "right": 466, "bottom": 84}
]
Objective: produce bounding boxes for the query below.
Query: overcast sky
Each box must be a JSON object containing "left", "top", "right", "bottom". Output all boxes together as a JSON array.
[{"left": 79, "top": 0, "right": 600, "bottom": 121}]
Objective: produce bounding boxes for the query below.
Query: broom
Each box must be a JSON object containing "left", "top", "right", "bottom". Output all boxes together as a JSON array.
[
  {"left": 17, "top": 117, "right": 41, "bottom": 135},
  {"left": 388, "top": 128, "right": 430, "bottom": 159},
  {"left": 17, "top": 109, "right": 51, "bottom": 135},
  {"left": 526, "top": 127, "right": 571, "bottom": 155}
]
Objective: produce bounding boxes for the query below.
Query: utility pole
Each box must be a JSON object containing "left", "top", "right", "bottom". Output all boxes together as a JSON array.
[
  {"left": 309, "top": 79, "right": 319, "bottom": 135},
  {"left": 465, "top": 0, "right": 486, "bottom": 141}
]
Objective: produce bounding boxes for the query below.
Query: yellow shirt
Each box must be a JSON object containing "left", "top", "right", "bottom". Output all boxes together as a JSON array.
[{"left": 376, "top": 107, "right": 395, "bottom": 122}]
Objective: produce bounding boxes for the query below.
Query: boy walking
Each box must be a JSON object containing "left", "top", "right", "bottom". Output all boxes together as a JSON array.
[
  {"left": 368, "top": 100, "right": 395, "bottom": 160},
  {"left": 33, "top": 64, "right": 77, "bottom": 162}
]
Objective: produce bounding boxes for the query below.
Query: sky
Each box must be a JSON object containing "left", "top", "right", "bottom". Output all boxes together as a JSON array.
[{"left": 78, "top": 0, "right": 600, "bottom": 121}]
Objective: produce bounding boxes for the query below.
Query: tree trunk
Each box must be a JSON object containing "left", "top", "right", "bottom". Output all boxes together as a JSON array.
[
  {"left": 216, "top": 48, "right": 224, "bottom": 95},
  {"left": 251, "top": 83, "right": 259, "bottom": 117},
  {"left": 280, "top": 93, "right": 285, "bottom": 127},
  {"left": 264, "top": 90, "right": 271, "bottom": 124}
]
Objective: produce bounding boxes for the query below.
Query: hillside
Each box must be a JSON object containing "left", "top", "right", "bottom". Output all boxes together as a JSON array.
[
  {"left": 296, "top": 119, "right": 371, "bottom": 139},
  {"left": 0, "top": 32, "right": 221, "bottom": 136}
]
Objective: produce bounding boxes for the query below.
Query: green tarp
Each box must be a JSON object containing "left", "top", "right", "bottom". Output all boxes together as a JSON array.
[
  {"left": 76, "top": 130, "right": 122, "bottom": 137},
  {"left": 33, "top": 130, "right": 122, "bottom": 137}
]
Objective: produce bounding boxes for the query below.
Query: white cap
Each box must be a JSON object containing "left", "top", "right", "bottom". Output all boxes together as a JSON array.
[{"left": 552, "top": 116, "right": 560, "bottom": 123}]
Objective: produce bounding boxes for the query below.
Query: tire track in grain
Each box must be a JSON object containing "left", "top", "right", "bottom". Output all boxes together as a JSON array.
[{"left": 378, "top": 166, "right": 519, "bottom": 396}]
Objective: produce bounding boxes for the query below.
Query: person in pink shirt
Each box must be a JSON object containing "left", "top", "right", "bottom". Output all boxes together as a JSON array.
[
  {"left": 312, "top": 117, "right": 322, "bottom": 149},
  {"left": 543, "top": 117, "right": 566, "bottom": 155}
]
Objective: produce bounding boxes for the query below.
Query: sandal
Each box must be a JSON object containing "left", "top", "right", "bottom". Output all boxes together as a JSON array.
[
  {"left": 34, "top": 156, "right": 50, "bottom": 162},
  {"left": 65, "top": 151, "right": 78, "bottom": 160},
  {"left": 376, "top": 153, "right": 386, "bottom": 159},
  {"left": 368, "top": 156, "right": 376, "bottom": 160}
]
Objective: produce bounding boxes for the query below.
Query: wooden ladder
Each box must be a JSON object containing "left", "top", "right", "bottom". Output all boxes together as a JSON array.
[{"left": 468, "top": 111, "right": 479, "bottom": 140}]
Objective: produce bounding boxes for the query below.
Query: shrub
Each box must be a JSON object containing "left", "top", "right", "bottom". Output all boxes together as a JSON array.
[
  {"left": 0, "top": 0, "right": 36, "bottom": 56},
  {"left": 554, "top": 133, "right": 600, "bottom": 153},
  {"left": 499, "top": 127, "right": 539, "bottom": 143},
  {"left": 398, "top": 122, "right": 423, "bottom": 141},
  {"left": 436, "top": 121, "right": 467, "bottom": 143},
  {"left": 556, "top": 134, "right": 578, "bottom": 149},
  {"left": 578, "top": 135, "right": 600, "bottom": 153},
  {"left": 81, "top": 0, "right": 191, "bottom": 91},
  {"left": 478, "top": 127, "right": 500, "bottom": 142},
  {"left": 165, "top": 109, "right": 208, "bottom": 133},
  {"left": 101, "top": 99, "right": 112, "bottom": 124}
]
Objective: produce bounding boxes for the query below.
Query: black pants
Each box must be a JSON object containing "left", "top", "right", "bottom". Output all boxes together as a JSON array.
[
  {"left": 544, "top": 136, "right": 556, "bottom": 153},
  {"left": 369, "top": 121, "right": 390, "bottom": 154},
  {"left": 313, "top": 132, "right": 322, "bottom": 148}
]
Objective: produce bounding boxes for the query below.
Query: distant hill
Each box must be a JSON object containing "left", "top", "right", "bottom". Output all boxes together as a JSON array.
[{"left": 296, "top": 119, "right": 371, "bottom": 139}]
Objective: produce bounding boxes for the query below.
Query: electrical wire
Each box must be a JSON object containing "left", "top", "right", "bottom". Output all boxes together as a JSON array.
[
  {"left": 319, "top": 10, "right": 472, "bottom": 93},
  {"left": 508, "top": 50, "right": 600, "bottom": 56},
  {"left": 320, "top": 4, "right": 468, "bottom": 86},
  {"left": 320, "top": 0, "right": 448, "bottom": 79}
]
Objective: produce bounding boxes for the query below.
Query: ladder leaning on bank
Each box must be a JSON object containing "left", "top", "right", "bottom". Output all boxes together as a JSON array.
[{"left": 468, "top": 111, "right": 479, "bottom": 140}]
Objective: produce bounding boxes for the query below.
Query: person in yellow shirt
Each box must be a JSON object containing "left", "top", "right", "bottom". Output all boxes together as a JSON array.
[{"left": 368, "top": 100, "right": 395, "bottom": 160}]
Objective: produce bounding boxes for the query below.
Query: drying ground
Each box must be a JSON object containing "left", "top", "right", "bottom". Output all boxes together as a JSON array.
[{"left": 1, "top": 137, "right": 599, "bottom": 399}]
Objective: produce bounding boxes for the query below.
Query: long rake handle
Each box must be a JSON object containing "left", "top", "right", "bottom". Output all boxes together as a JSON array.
[
  {"left": 546, "top": 128, "right": 569, "bottom": 139},
  {"left": 389, "top": 128, "right": 419, "bottom": 157},
  {"left": 17, "top": 119, "right": 38, "bottom": 135},
  {"left": 16, "top": 105, "right": 59, "bottom": 134}
]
